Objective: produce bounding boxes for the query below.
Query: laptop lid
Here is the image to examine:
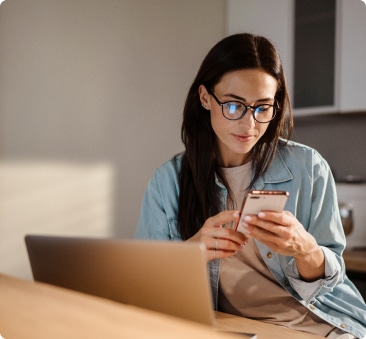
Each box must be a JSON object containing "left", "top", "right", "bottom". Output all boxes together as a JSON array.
[{"left": 25, "top": 235, "right": 215, "bottom": 326}]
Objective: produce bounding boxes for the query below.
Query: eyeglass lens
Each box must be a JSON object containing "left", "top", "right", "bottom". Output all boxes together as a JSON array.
[{"left": 223, "top": 102, "right": 275, "bottom": 122}]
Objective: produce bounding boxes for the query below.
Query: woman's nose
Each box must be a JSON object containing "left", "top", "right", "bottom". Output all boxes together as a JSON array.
[{"left": 239, "top": 109, "right": 256, "bottom": 126}]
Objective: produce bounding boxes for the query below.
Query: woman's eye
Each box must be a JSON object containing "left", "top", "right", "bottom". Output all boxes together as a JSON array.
[
  {"left": 256, "top": 106, "right": 267, "bottom": 113},
  {"left": 256, "top": 105, "right": 271, "bottom": 113},
  {"left": 225, "top": 103, "right": 243, "bottom": 114}
]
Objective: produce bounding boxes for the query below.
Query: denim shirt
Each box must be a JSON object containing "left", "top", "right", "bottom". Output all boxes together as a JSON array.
[{"left": 135, "top": 140, "right": 366, "bottom": 338}]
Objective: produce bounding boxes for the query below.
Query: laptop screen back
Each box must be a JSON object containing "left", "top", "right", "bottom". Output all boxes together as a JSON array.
[{"left": 25, "top": 235, "right": 215, "bottom": 326}]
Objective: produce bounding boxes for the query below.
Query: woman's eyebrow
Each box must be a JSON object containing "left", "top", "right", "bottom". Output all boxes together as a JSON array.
[{"left": 223, "top": 93, "right": 275, "bottom": 103}]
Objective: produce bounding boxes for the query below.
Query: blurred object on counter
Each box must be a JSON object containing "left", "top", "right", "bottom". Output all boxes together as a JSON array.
[
  {"left": 339, "top": 202, "right": 354, "bottom": 236},
  {"left": 336, "top": 183, "right": 366, "bottom": 250}
]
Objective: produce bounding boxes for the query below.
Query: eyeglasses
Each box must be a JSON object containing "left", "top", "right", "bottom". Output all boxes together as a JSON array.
[{"left": 207, "top": 88, "right": 277, "bottom": 123}]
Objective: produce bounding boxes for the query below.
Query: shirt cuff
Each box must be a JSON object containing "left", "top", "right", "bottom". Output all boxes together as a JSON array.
[{"left": 285, "top": 246, "right": 344, "bottom": 303}]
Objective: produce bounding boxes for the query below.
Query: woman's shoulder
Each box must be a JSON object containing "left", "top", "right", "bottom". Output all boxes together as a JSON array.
[
  {"left": 276, "top": 139, "right": 331, "bottom": 174},
  {"left": 279, "top": 139, "right": 314, "bottom": 151},
  {"left": 278, "top": 139, "right": 325, "bottom": 161},
  {"left": 155, "top": 152, "right": 183, "bottom": 171},
  {"left": 151, "top": 152, "right": 183, "bottom": 181}
]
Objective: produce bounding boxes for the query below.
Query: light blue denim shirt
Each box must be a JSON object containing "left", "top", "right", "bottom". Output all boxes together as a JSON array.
[{"left": 135, "top": 140, "right": 366, "bottom": 338}]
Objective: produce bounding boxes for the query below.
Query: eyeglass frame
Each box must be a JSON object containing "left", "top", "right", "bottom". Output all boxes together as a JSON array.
[{"left": 205, "top": 87, "right": 278, "bottom": 123}]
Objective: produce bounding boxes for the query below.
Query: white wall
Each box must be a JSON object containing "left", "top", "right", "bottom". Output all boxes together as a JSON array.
[
  {"left": 226, "top": 0, "right": 294, "bottom": 96},
  {"left": 0, "top": 0, "right": 225, "bottom": 279}
]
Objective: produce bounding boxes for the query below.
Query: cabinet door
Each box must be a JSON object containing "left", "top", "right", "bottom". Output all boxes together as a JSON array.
[
  {"left": 337, "top": 0, "right": 366, "bottom": 112},
  {"left": 293, "top": 0, "right": 336, "bottom": 114},
  {"left": 226, "top": 0, "right": 366, "bottom": 115}
]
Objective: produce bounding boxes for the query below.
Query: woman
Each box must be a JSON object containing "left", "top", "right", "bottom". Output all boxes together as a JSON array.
[{"left": 135, "top": 33, "right": 366, "bottom": 338}]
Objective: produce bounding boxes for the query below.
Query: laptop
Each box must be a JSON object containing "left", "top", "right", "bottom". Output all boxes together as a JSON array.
[
  {"left": 25, "top": 235, "right": 214, "bottom": 323},
  {"left": 25, "top": 235, "right": 256, "bottom": 338}
]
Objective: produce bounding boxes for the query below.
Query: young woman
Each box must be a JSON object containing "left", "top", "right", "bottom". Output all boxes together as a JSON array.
[{"left": 135, "top": 33, "right": 366, "bottom": 339}]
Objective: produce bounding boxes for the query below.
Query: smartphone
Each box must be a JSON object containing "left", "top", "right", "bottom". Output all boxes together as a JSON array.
[{"left": 236, "top": 190, "right": 289, "bottom": 237}]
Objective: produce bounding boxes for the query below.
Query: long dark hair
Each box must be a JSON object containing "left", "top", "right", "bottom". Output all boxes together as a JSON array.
[{"left": 178, "top": 33, "right": 293, "bottom": 240}]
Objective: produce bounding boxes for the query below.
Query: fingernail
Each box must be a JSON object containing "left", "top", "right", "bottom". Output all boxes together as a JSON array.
[
  {"left": 258, "top": 212, "right": 265, "bottom": 218},
  {"left": 233, "top": 211, "right": 240, "bottom": 218},
  {"left": 244, "top": 216, "right": 252, "bottom": 222},
  {"left": 242, "top": 221, "right": 249, "bottom": 227}
]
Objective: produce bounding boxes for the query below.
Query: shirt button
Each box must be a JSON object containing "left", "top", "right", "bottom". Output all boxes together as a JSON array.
[
  {"left": 284, "top": 280, "right": 290, "bottom": 286},
  {"left": 309, "top": 305, "right": 316, "bottom": 310},
  {"left": 341, "top": 324, "right": 347, "bottom": 329},
  {"left": 267, "top": 252, "right": 272, "bottom": 258}
]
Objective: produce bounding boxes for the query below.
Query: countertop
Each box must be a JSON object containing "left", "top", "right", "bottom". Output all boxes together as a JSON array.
[{"left": 343, "top": 249, "right": 366, "bottom": 274}]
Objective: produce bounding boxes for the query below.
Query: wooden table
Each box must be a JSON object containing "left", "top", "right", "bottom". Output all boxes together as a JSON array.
[
  {"left": 343, "top": 249, "right": 366, "bottom": 273},
  {"left": 0, "top": 274, "right": 324, "bottom": 339}
]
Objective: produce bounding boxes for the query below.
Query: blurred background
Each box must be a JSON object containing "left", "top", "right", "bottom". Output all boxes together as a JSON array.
[{"left": 1, "top": 0, "right": 365, "bottom": 281}]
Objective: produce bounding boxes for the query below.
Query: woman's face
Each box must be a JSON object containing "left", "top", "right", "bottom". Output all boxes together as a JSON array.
[{"left": 199, "top": 68, "right": 278, "bottom": 167}]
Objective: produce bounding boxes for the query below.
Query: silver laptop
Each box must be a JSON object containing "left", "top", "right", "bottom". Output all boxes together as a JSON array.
[
  {"left": 25, "top": 235, "right": 215, "bottom": 325},
  {"left": 25, "top": 235, "right": 256, "bottom": 338}
]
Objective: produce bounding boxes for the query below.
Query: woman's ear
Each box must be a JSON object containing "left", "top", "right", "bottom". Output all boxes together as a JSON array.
[{"left": 198, "top": 85, "right": 211, "bottom": 110}]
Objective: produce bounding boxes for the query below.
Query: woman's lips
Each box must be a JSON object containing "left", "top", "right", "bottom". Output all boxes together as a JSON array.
[{"left": 232, "top": 133, "right": 253, "bottom": 142}]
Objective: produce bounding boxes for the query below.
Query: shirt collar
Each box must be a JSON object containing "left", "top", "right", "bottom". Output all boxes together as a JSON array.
[{"left": 252, "top": 148, "right": 293, "bottom": 190}]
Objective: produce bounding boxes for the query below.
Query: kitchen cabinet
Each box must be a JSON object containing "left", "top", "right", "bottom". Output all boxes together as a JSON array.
[
  {"left": 226, "top": 0, "right": 366, "bottom": 115},
  {"left": 336, "top": 0, "right": 366, "bottom": 113},
  {"left": 293, "top": 0, "right": 336, "bottom": 113}
]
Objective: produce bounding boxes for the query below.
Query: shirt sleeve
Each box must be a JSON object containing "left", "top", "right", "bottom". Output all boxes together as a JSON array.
[
  {"left": 134, "top": 158, "right": 182, "bottom": 240},
  {"left": 134, "top": 172, "right": 172, "bottom": 240},
  {"left": 285, "top": 246, "right": 345, "bottom": 303},
  {"left": 285, "top": 151, "right": 346, "bottom": 303}
]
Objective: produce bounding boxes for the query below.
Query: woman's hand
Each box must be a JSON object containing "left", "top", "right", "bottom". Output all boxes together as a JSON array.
[
  {"left": 187, "top": 210, "right": 248, "bottom": 261},
  {"left": 241, "top": 211, "right": 325, "bottom": 281}
]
